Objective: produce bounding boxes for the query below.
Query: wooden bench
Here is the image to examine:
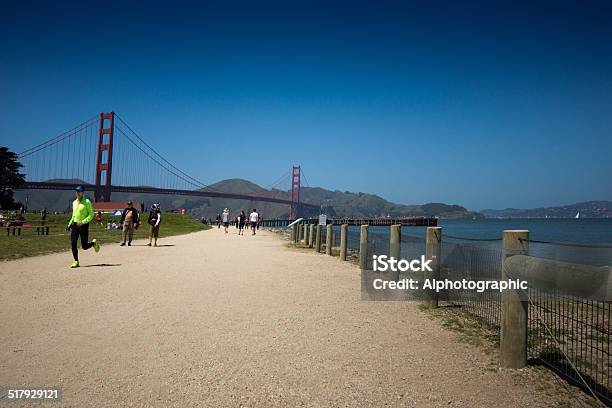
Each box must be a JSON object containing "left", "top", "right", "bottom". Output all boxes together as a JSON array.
[
  {"left": 35, "top": 226, "right": 50, "bottom": 235},
  {"left": 5, "top": 226, "right": 22, "bottom": 236},
  {"left": 4, "top": 224, "right": 50, "bottom": 236}
]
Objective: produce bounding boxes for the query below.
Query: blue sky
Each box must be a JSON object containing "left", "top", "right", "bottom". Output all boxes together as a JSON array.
[{"left": 1, "top": 0, "right": 611, "bottom": 210}]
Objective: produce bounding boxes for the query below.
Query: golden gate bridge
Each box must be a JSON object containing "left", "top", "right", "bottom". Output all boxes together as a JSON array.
[{"left": 17, "top": 112, "right": 318, "bottom": 218}]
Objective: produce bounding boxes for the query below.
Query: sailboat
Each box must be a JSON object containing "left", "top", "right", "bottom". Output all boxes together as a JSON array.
[{"left": 575, "top": 211, "right": 580, "bottom": 219}]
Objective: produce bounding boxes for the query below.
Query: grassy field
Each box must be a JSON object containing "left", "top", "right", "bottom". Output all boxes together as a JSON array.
[{"left": 0, "top": 213, "right": 210, "bottom": 261}]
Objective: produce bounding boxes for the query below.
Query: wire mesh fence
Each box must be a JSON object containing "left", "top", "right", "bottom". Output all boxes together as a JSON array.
[
  {"left": 441, "top": 239, "right": 503, "bottom": 328},
  {"left": 521, "top": 240, "right": 612, "bottom": 405},
  {"left": 281, "top": 221, "right": 612, "bottom": 402},
  {"left": 528, "top": 287, "right": 612, "bottom": 404},
  {"left": 353, "top": 226, "right": 612, "bottom": 404}
]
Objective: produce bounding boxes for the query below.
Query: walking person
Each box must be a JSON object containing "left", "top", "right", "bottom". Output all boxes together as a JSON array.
[
  {"left": 40, "top": 207, "right": 47, "bottom": 226},
  {"left": 249, "top": 208, "right": 259, "bottom": 235},
  {"left": 222, "top": 208, "right": 230, "bottom": 234},
  {"left": 120, "top": 200, "right": 139, "bottom": 246},
  {"left": 147, "top": 204, "right": 161, "bottom": 247},
  {"left": 216, "top": 213, "right": 221, "bottom": 229},
  {"left": 238, "top": 210, "right": 246, "bottom": 235},
  {"left": 66, "top": 185, "right": 100, "bottom": 268}
]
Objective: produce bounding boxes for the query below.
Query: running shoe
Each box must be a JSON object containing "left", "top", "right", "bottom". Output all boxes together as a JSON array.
[
  {"left": 70, "top": 260, "right": 79, "bottom": 268},
  {"left": 93, "top": 239, "right": 100, "bottom": 252}
]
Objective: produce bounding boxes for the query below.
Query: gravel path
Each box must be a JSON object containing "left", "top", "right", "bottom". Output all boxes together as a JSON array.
[{"left": 1, "top": 227, "right": 561, "bottom": 407}]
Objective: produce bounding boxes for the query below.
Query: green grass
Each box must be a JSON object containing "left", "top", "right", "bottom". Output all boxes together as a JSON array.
[
  {"left": 0, "top": 213, "right": 210, "bottom": 261},
  {"left": 418, "top": 304, "right": 501, "bottom": 355}
]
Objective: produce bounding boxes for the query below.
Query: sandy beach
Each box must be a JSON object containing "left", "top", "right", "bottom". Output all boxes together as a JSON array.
[{"left": 1, "top": 227, "right": 566, "bottom": 407}]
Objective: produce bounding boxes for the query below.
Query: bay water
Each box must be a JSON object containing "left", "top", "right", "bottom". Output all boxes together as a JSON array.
[{"left": 339, "top": 218, "right": 612, "bottom": 266}]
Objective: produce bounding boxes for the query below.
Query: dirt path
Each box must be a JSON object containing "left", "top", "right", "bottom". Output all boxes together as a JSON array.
[{"left": 1, "top": 227, "right": 560, "bottom": 407}]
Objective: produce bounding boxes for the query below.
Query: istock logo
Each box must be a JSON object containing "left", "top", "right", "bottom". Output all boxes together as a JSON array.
[{"left": 372, "top": 255, "right": 433, "bottom": 272}]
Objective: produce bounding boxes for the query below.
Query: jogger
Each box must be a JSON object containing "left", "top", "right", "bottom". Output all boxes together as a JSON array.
[{"left": 67, "top": 185, "right": 100, "bottom": 268}]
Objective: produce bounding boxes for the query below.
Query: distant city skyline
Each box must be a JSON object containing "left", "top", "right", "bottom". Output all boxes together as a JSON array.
[{"left": 1, "top": 1, "right": 611, "bottom": 211}]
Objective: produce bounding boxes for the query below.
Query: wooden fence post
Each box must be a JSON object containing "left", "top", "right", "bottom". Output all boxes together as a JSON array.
[
  {"left": 340, "top": 224, "right": 348, "bottom": 261},
  {"left": 425, "top": 227, "right": 442, "bottom": 308},
  {"left": 500, "top": 229, "right": 529, "bottom": 369},
  {"left": 309, "top": 224, "right": 315, "bottom": 248},
  {"left": 389, "top": 224, "right": 401, "bottom": 281},
  {"left": 359, "top": 225, "right": 368, "bottom": 269},
  {"left": 326, "top": 224, "right": 333, "bottom": 255},
  {"left": 315, "top": 224, "right": 322, "bottom": 252}
]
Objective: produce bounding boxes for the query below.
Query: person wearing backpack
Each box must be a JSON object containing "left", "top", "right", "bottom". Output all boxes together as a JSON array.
[
  {"left": 147, "top": 204, "right": 162, "bottom": 247},
  {"left": 238, "top": 210, "right": 246, "bottom": 235}
]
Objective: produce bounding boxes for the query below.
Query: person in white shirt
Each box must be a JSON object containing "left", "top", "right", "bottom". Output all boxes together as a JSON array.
[
  {"left": 249, "top": 209, "right": 259, "bottom": 235},
  {"left": 222, "top": 208, "right": 230, "bottom": 234}
]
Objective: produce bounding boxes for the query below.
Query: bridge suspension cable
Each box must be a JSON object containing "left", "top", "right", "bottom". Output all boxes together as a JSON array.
[
  {"left": 113, "top": 114, "right": 219, "bottom": 192},
  {"left": 15, "top": 112, "right": 316, "bottom": 215},
  {"left": 300, "top": 168, "right": 310, "bottom": 188},
  {"left": 264, "top": 168, "right": 291, "bottom": 190},
  {"left": 18, "top": 115, "right": 99, "bottom": 158}
]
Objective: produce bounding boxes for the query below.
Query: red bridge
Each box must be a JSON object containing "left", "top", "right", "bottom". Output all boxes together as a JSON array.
[{"left": 17, "top": 112, "right": 317, "bottom": 217}]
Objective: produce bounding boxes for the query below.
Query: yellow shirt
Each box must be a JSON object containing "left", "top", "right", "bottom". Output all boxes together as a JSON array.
[{"left": 68, "top": 197, "right": 94, "bottom": 226}]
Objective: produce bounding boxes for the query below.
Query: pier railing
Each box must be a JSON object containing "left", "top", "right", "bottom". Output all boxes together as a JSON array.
[{"left": 259, "top": 216, "right": 437, "bottom": 228}]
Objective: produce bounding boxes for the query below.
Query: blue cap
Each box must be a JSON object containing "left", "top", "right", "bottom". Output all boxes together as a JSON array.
[{"left": 75, "top": 185, "right": 84, "bottom": 192}]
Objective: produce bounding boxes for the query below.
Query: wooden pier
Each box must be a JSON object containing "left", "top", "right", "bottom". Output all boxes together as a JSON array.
[{"left": 259, "top": 217, "right": 437, "bottom": 228}]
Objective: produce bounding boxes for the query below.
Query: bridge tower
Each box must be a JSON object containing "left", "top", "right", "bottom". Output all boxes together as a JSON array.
[
  {"left": 290, "top": 165, "right": 301, "bottom": 219},
  {"left": 94, "top": 112, "right": 115, "bottom": 202}
]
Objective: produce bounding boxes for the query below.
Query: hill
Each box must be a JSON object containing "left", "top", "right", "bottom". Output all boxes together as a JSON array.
[
  {"left": 299, "top": 187, "right": 481, "bottom": 219},
  {"left": 13, "top": 179, "right": 482, "bottom": 219},
  {"left": 481, "top": 201, "right": 612, "bottom": 218}
]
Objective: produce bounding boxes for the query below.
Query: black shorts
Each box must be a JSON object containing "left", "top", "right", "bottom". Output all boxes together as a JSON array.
[
  {"left": 223, "top": 221, "right": 229, "bottom": 227},
  {"left": 251, "top": 221, "right": 257, "bottom": 228},
  {"left": 239, "top": 222, "right": 245, "bottom": 228}
]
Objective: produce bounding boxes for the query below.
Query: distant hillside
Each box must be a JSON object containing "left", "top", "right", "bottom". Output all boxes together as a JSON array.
[
  {"left": 299, "top": 187, "right": 482, "bottom": 219},
  {"left": 13, "top": 178, "right": 482, "bottom": 219},
  {"left": 481, "top": 201, "right": 612, "bottom": 219}
]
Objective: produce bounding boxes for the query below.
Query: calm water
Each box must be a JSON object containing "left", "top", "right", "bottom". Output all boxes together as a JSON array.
[
  {"left": 435, "top": 218, "right": 611, "bottom": 243},
  {"left": 339, "top": 219, "right": 612, "bottom": 266}
]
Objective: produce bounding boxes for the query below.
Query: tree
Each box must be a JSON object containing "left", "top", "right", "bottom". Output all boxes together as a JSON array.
[{"left": 0, "top": 147, "right": 26, "bottom": 210}]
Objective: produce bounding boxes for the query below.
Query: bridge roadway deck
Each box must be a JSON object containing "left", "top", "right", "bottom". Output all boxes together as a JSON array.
[
  {"left": 20, "top": 181, "right": 319, "bottom": 210},
  {"left": 0, "top": 228, "right": 556, "bottom": 407}
]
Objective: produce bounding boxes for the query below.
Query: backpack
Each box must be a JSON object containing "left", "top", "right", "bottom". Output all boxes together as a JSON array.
[{"left": 148, "top": 210, "right": 161, "bottom": 226}]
